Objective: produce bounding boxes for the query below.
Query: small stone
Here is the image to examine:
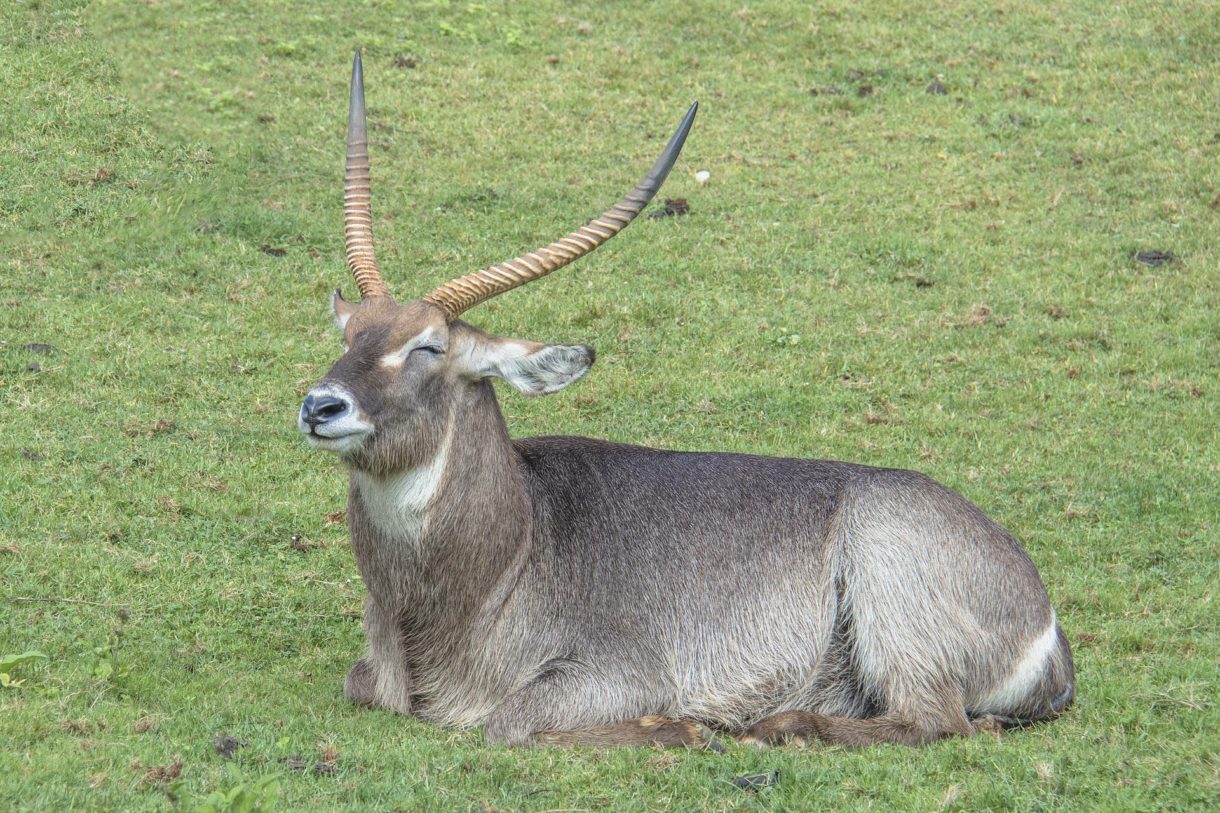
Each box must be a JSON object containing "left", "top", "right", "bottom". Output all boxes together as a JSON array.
[
  {"left": 282, "top": 755, "right": 307, "bottom": 772},
  {"left": 213, "top": 735, "right": 246, "bottom": 759},
  {"left": 731, "top": 769, "right": 780, "bottom": 790}
]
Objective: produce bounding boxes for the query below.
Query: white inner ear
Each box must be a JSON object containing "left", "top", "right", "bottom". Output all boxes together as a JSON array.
[
  {"left": 331, "top": 290, "right": 355, "bottom": 331},
  {"left": 471, "top": 342, "right": 594, "bottom": 396}
]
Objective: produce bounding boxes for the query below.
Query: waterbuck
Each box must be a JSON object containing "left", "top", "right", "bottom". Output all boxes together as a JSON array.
[{"left": 298, "top": 52, "right": 1074, "bottom": 748}]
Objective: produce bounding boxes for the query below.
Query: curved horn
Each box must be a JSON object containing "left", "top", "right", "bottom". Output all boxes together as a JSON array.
[
  {"left": 344, "top": 50, "right": 391, "bottom": 299},
  {"left": 422, "top": 102, "right": 698, "bottom": 320}
]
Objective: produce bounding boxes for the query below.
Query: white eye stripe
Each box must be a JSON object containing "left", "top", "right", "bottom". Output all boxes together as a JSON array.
[{"left": 380, "top": 327, "right": 445, "bottom": 369}]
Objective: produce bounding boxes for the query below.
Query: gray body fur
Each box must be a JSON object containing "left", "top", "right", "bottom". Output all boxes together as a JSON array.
[
  {"left": 309, "top": 59, "right": 1072, "bottom": 745},
  {"left": 339, "top": 377, "right": 1074, "bottom": 744}
]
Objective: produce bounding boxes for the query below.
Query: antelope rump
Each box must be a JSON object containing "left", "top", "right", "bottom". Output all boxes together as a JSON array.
[{"left": 296, "top": 52, "right": 1074, "bottom": 748}]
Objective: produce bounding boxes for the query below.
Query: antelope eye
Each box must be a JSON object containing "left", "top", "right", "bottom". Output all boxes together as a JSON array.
[{"left": 412, "top": 344, "right": 444, "bottom": 356}]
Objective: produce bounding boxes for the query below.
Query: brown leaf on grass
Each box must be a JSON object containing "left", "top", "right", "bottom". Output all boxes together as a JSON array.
[
  {"left": 140, "top": 760, "right": 182, "bottom": 785},
  {"left": 260, "top": 244, "right": 287, "bottom": 257},
  {"left": 158, "top": 495, "right": 181, "bottom": 516},
  {"left": 64, "top": 167, "right": 115, "bottom": 186},
  {"left": 282, "top": 755, "right": 308, "bottom": 772},
  {"left": 0, "top": 543, "right": 18, "bottom": 555},
  {"left": 290, "top": 533, "right": 322, "bottom": 552},
  {"left": 645, "top": 750, "right": 682, "bottom": 771},
  {"left": 1063, "top": 503, "right": 1091, "bottom": 520},
  {"left": 647, "top": 198, "right": 690, "bottom": 219},
  {"left": 958, "top": 304, "right": 992, "bottom": 328},
  {"left": 133, "top": 716, "right": 159, "bottom": 734},
  {"left": 322, "top": 510, "right": 347, "bottom": 525},
  {"left": 124, "top": 419, "right": 176, "bottom": 438}
]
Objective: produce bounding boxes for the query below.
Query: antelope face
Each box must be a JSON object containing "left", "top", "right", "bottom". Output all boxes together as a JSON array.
[
  {"left": 299, "top": 296, "right": 447, "bottom": 463},
  {"left": 298, "top": 51, "right": 693, "bottom": 471},
  {"left": 300, "top": 292, "right": 594, "bottom": 472}
]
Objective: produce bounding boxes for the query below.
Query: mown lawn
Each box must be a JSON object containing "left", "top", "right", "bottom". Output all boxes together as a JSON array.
[{"left": 1, "top": 0, "right": 1216, "bottom": 810}]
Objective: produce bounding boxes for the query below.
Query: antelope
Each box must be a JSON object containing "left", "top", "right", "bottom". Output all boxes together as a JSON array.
[{"left": 297, "top": 52, "right": 1075, "bottom": 749}]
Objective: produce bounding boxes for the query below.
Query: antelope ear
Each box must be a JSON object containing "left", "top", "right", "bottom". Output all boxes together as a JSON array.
[
  {"left": 331, "top": 288, "right": 357, "bottom": 330},
  {"left": 459, "top": 338, "right": 595, "bottom": 396}
]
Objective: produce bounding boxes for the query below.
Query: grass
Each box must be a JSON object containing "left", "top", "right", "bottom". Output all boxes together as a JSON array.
[{"left": 1, "top": 0, "right": 1216, "bottom": 809}]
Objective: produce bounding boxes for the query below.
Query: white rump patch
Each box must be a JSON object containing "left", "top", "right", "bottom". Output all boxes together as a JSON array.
[
  {"left": 352, "top": 426, "right": 453, "bottom": 544},
  {"left": 974, "top": 615, "right": 1060, "bottom": 714}
]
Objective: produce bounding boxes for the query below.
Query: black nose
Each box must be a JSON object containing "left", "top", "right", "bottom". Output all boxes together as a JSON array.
[{"left": 301, "top": 392, "right": 350, "bottom": 427}]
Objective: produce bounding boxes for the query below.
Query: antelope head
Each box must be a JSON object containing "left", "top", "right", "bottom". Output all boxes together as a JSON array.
[{"left": 299, "top": 52, "right": 696, "bottom": 474}]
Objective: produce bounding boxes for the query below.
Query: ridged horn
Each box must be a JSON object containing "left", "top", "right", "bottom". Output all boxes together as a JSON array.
[
  {"left": 422, "top": 102, "right": 698, "bottom": 320},
  {"left": 344, "top": 50, "right": 391, "bottom": 299}
]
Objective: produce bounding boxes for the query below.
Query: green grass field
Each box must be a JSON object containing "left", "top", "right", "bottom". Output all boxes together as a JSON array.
[{"left": 2, "top": 0, "right": 1216, "bottom": 809}]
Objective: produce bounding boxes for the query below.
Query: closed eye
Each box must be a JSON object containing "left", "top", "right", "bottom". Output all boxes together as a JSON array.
[{"left": 412, "top": 344, "right": 444, "bottom": 356}]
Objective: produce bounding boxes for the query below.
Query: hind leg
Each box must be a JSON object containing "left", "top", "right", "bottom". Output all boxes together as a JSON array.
[
  {"left": 483, "top": 665, "right": 712, "bottom": 749},
  {"left": 533, "top": 716, "right": 713, "bottom": 749},
  {"left": 741, "top": 705, "right": 979, "bottom": 749}
]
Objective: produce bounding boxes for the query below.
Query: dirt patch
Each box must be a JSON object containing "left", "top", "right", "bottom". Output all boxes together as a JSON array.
[
  {"left": 647, "top": 198, "right": 690, "bottom": 219},
  {"left": 1134, "top": 249, "right": 1175, "bottom": 267},
  {"left": 213, "top": 735, "right": 246, "bottom": 758}
]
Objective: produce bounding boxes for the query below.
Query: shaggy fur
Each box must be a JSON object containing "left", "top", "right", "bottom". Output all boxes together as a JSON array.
[{"left": 300, "top": 298, "right": 1074, "bottom": 748}]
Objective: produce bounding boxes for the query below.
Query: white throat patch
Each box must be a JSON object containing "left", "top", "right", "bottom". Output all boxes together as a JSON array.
[{"left": 353, "top": 426, "right": 453, "bottom": 545}]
